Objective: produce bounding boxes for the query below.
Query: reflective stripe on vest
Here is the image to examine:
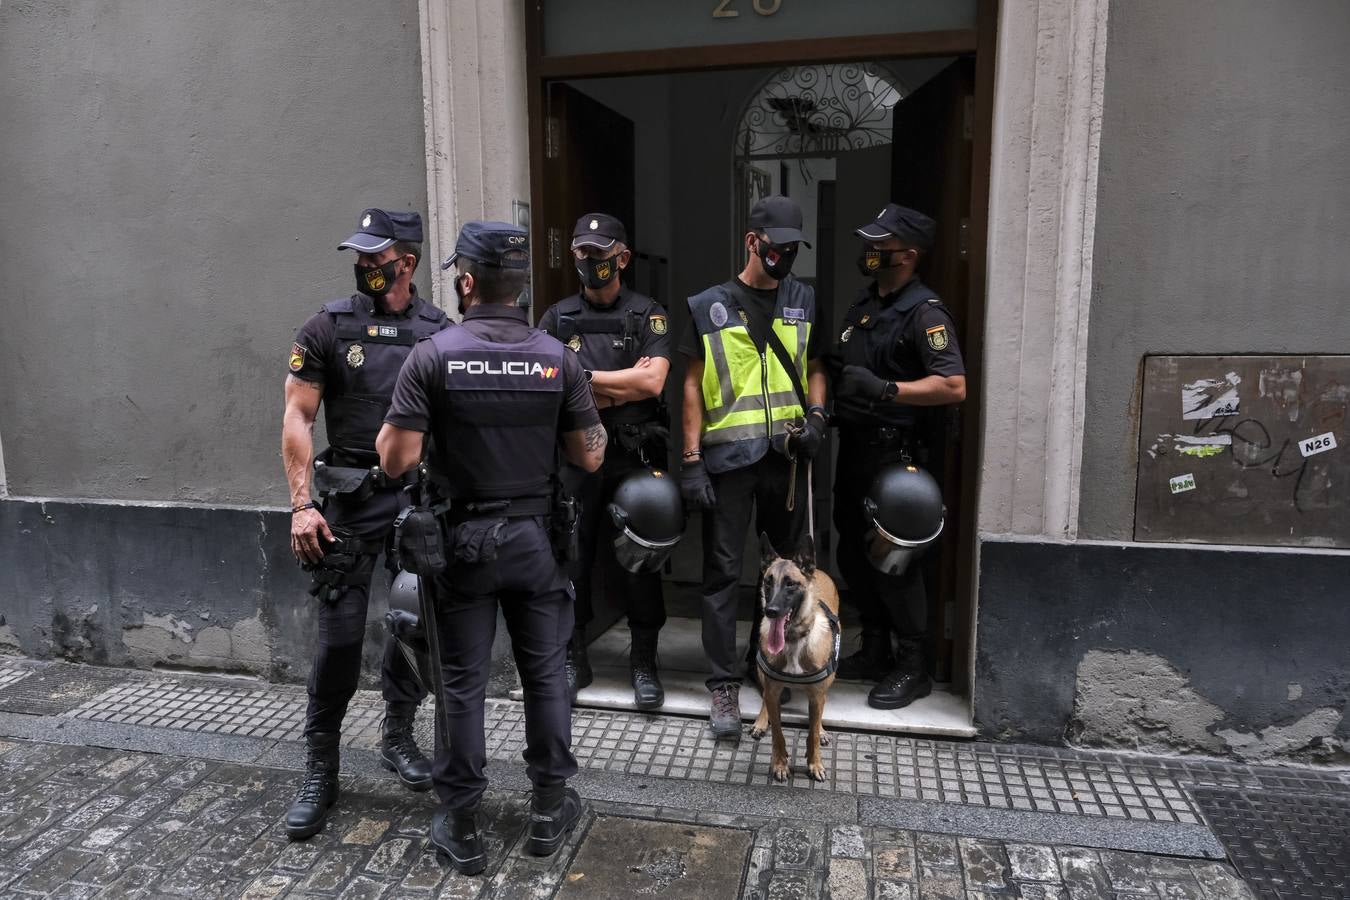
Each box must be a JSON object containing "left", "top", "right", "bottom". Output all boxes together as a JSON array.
[{"left": 700, "top": 318, "right": 809, "bottom": 446}]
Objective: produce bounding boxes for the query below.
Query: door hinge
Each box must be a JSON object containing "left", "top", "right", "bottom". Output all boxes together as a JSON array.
[
  {"left": 958, "top": 218, "right": 970, "bottom": 260},
  {"left": 547, "top": 227, "right": 563, "bottom": 269},
  {"left": 545, "top": 117, "right": 561, "bottom": 159}
]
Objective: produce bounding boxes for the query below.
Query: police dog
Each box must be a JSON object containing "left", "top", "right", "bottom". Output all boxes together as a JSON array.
[{"left": 750, "top": 532, "right": 840, "bottom": 782}]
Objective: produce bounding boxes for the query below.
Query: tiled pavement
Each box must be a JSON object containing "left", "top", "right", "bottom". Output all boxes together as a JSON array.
[{"left": 0, "top": 655, "right": 1328, "bottom": 898}]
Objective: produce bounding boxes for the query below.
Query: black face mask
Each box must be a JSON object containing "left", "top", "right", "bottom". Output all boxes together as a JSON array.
[
  {"left": 856, "top": 248, "right": 906, "bottom": 278},
  {"left": 576, "top": 254, "right": 622, "bottom": 291},
  {"left": 355, "top": 258, "right": 401, "bottom": 297},
  {"left": 755, "top": 239, "right": 798, "bottom": 281}
]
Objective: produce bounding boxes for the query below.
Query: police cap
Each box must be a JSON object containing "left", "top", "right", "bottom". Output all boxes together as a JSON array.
[
  {"left": 748, "top": 195, "right": 811, "bottom": 247},
  {"left": 441, "top": 221, "right": 530, "bottom": 271},
  {"left": 338, "top": 208, "right": 424, "bottom": 253},
  {"left": 571, "top": 213, "right": 628, "bottom": 251},
  {"left": 855, "top": 203, "right": 936, "bottom": 252}
]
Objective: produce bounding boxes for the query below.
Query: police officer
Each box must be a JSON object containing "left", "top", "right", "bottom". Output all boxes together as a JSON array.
[
  {"left": 281, "top": 208, "right": 448, "bottom": 839},
  {"left": 377, "top": 221, "right": 605, "bottom": 874},
  {"left": 539, "top": 213, "right": 672, "bottom": 709},
  {"left": 678, "top": 195, "right": 828, "bottom": 740},
  {"left": 829, "top": 204, "right": 966, "bottom": 710}
]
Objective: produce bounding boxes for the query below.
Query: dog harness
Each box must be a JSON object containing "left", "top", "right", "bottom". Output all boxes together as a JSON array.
[{"left": 755, "top": 601, "right": 842, "bottom": 685}]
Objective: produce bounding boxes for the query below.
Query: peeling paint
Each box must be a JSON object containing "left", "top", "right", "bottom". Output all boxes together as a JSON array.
[
  {"left": 123, "top": 613, "right": 270, "bottom": 673},
  {"left": 1069, "top": 649, "right": 1348, "bottom": 764},
  {"left": 0, "top": 624, "right": 21, "bottom": 654}
]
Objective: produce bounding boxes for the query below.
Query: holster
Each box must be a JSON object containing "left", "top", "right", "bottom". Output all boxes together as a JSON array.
[
  {"left": 550, "top": 484, "right": 579, "bottom": 563},
  {"left": 393, "top": 505, "right": 447, "bottom": 576},
  {"left": 302, "top": 529, "right": 378, "bottom": 605}
]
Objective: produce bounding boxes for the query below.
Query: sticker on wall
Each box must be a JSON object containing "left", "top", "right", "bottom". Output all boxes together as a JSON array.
[
  {"left": 1173, "top": 433, "right": 1232, "bottom": 458},
  {"left": 1169, "top": 473, "right": 1197, "bottom": 494},
  {"left": 1182, "top": 372, "right": 1241, "bottom": 420},
  {"left": 1299, "top": 431, "right": 1338, "bottom": 458}
]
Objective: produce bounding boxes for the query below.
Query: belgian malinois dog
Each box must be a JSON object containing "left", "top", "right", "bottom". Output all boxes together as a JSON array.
[{"left": 750, "top": 532, "right": 841, "bottom": 782}]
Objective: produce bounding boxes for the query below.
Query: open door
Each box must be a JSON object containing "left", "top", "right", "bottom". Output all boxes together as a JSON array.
[
  {"left": 536, "top": 83, "right": 637, "bottom": 321},
  {"left": 889, "top": 58, "right": 976, "bottom": 684}
]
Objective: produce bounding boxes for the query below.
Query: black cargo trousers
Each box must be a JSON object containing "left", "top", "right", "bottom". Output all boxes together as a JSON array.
[
  {"left": 563, "top": 429, "right": 669, "bottom": 640},
  {"left": 832, "top": 435, "right": 929, "bottom": 676},
  {"left": 304, "top": 487, "right": 426, "bottom": 735}
]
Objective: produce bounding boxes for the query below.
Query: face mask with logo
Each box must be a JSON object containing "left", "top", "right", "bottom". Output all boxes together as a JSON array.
[
  {"left": 576, "top": 254, "right": 621, "bottom": 291},
  {"left": 355, "top": 258, "right": 401, "bottom": 297},
  {"left": 856, "top": 248, "right": 907, "bottom": 278},
  {"left": 755, "top": 239, "right": 798, "bottom": 281}
]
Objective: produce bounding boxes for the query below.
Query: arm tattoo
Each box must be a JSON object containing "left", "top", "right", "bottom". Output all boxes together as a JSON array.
[
  {"left": 286, "top": 374, "right": 321, "bottom": 391},
  {"left": 584, "top": 423, "right": 607, "bottom": 453}
]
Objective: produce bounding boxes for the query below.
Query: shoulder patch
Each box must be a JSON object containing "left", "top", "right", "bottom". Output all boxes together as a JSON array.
[
  {"left": 322, "top": 297, "right": 354, "bottom": 315},
  {"left": 288, "top": 342, "right": 307, "bottom": 372},
  {"left": 649, "top": 314, "right": 668, "bottom": 335},
  {"left": 925, "top": 324, "right": 949, "bottom": 351}
]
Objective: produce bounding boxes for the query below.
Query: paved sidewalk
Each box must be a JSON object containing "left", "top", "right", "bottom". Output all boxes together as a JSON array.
[{"left": 0, "top": 656, "right": 1327, "bottom": 898}]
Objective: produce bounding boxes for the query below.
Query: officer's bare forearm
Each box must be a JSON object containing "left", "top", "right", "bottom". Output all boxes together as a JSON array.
[
  {"left": 281, "top": 376, "right": 323, "bottom": 508},
  {"left": 590, "top": 358, "right": 669, "bottom": 403},
  {"left": 682, "top": 359, "right": 705, "bottom": 455},
  {"left": 376, "top": 423, "right": 424, "bottom": 478},
  {"left": 807, "top": 360, "right": 827, "bottom": 409},
  {"left": 563, "top": 423, "right": 607, "bottom": 472},
  {"left": 894, "top": 374, "right": 966, "bottom": 406}
]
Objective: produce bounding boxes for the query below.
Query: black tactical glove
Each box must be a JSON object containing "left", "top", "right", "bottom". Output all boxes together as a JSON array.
[
  {"left": 788, "top": 406, "right": 828, "bottom": 460},
  {"left": 679, "top": 459, "right": 717, "bottom": 510},
  {"left": 837, "top": 364, "right": 899, "bottom": 403}
]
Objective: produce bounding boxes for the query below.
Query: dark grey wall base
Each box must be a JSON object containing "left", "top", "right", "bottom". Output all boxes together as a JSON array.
[
  {"left": 0, "top": 498, "right": 491, "bottom": 689},
  {"left": 975, "top": 537, "right": 1350, "bottom": 765}
]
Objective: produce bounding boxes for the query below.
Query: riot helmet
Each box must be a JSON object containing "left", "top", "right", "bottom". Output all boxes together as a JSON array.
[
  {"left": 862, "top": 464, "right": 944, "bottom": 576},
  {"left": 608, "top": 468, "right": 685, "bottom": 574},
  {"left": 384, "top": 570, "right": 434, "bottom": 692}
]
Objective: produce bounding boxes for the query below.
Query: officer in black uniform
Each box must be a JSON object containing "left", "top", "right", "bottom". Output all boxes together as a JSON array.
[
  {"left": 828, "top": 204, "right": 966, "bottom": 710},
  {"left": 538, "top": 213, "right": 672, "bottom": 709},
  {"left": 377, "top": 221, "right": 605, "bottom": 875},
  {"left": 281, "top": 208, "right": 448, "bottom": 839}
]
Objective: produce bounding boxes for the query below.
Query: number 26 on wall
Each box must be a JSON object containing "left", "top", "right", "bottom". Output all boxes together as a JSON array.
[{"left": 714, "top": 0, "right": 782, "bottom": 18}]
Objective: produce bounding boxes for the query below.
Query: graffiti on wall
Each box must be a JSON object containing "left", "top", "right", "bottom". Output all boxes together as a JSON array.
[{"left": 1135, "top": 356, "right": 1350, "bottom": 548}]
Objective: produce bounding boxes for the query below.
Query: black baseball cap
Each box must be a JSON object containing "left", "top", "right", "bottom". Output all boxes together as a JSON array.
[
  {"left": 440, "top": 221, "right": 530, "bottom": 270},
  {"left": 856, "top": 203, "right": 936, "bottom": 252},
  {"left": 338, "top": 208, "right": 424, "bottom": 253},
  {"left": 571, "top": 213, "right": 628, "bottom": 250},
  {"left": 748, "top": 195, "right": 811, "bottom": 247}
]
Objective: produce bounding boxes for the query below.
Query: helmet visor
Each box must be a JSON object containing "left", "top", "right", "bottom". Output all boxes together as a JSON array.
[
  {"left": 864, "top": 516, "right": 943, "bottom": 576},
  {"left": 612, "top": 527, "right": 679, "bottom": 574}
]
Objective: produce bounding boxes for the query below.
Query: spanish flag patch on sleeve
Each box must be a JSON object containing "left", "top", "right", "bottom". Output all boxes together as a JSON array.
[
  {"left": 925, "top": 324, "right": 949, "bottom": 351},
  {"left": 288, "top": 342, "right": 307, "bottom": 372}
]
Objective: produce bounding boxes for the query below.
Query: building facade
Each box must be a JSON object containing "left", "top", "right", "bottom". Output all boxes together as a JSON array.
[{"left": 1, "top": 0, "right": 1346, "bottom": 764}]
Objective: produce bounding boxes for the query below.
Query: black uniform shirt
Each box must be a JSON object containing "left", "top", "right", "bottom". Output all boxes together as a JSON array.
[
  {"left": 538, "top": 287, "right": 672, "bottom": 372},
  {"left": 385, "top": 304, "right": 598, "bottom": 436},
  {"left": 288, "top": 288, "right": 429, "bottom": 384},
  {"left": 833, "top": 277, "right": 965, "bottom": 428},
  {"left": 678, "top": 278, "right": 824, "bottom": 360}
]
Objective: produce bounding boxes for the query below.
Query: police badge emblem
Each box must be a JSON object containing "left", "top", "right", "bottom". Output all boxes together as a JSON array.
[
  {"left": 649, "top": 315, "right": 667, "bottom": 335},
  {"left": 925, "top": 324, "right": 949, "bottom": 351},
  {"left": 841, "top": 326, "right": 854, "bottom": 343},
  {"left": 364, "top": 268, "right": 386, "bottom": 292},
  {"left": 566, "top": 334, "right": 583, "bottom": 353},
  {"left": 347, "top": 343, "right": 365, "bottom": 368},
  {"left": 596, "top": 260, "right": 612, "bottom": 281}
]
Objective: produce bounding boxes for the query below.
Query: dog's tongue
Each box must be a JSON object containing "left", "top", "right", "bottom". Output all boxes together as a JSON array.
[{"left": 765, "top": 616, "right": 787, "bottom": 656}]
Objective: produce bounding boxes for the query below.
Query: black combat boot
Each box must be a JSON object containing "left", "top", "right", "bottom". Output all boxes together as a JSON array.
[
  {"left": 380, "top": 710, "right": 432, "bottom": 791},
  {"left": 629, "top": 632, "right": 664, "bottom": 710},
  {"left": 836, "top": 629, "right": 894, "bottom": 682},
  {"left": 527, "top": 785, "right": 584, "bottom": 857},
  {"left": 285, "top": 732, "right": 340, "bottom": 840},
  {"left": 430, "top": 805, "right": 486, "bottom": 875},
  {"left": 867, "top": 669, "right": 933, "bottom": 709},
  {"left": 565, "top": 630, "right": 592, "bottom": 704},
  {"left": 709, "top": 683, "right": 742, "bottom": 741}
]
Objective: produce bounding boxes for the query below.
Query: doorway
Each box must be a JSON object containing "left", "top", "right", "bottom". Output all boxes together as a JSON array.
[{"left": 524, "top": 12, "right": 992, "bottom": 737}]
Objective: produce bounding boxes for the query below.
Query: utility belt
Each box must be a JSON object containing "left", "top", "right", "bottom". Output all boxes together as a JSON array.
[
  {"left": 835, "top": 422, "right": 920, "bottom": 452},
  {"left": 312, "top": 448, "right": 420, "bottom": 502},
  {"left": 606, "top": 420, "right": 670, "bottom": 461}
]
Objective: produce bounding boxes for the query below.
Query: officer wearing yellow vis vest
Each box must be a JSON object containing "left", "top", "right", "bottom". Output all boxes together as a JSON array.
[{"left": 679, "top": 195, "right": 827, "bottom": 740}]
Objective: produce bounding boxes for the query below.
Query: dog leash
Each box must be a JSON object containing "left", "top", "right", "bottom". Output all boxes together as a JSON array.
[{"left": 782, "top": 422, "right": 816, "bottom": 542}]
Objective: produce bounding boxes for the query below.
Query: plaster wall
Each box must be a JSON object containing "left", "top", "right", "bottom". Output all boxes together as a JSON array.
[
  {"left": 1079, "top": 0, "right": 1350, "bottom": 539},
  {"left": 0, "top": 0, "right": 430, "bottom": 505}
]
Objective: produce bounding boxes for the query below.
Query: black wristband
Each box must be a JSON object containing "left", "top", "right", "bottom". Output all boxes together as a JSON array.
[{"left": 291, "top": 501, "right": 319, "bottom": 514}]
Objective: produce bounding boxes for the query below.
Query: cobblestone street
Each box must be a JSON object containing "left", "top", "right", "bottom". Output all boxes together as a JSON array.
[{"left": 0, "top": 657, "right": 1337, "bottom": 898}]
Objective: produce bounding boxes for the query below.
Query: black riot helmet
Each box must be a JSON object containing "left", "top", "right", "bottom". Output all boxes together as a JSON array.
[
  {"left": 608, "top": 468, "right": 685, "bottom": 574},
  {"left": 862, "top": 463, "right": 945, "bottom": 576},
  {"left": 384, "top": 570, "right": 434, "bottom": 692}
]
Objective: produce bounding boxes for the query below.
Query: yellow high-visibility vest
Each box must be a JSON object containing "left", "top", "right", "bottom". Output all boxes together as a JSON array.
[{"left": 687, "top": 278, "right": 815, "bottom": 473}]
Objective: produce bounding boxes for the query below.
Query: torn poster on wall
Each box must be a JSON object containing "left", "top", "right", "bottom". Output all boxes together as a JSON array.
[{"left": 1136, "top": 355, "right": 1350, "bottom": 549}]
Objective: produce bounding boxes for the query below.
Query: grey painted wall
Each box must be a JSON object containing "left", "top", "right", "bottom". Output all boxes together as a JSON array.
[
  {"left": 1079, "top": 0, "right": 1350, "bottom": 539},
  {"left": 0, "top": 0, "right": 430, "bottom": 505}
]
